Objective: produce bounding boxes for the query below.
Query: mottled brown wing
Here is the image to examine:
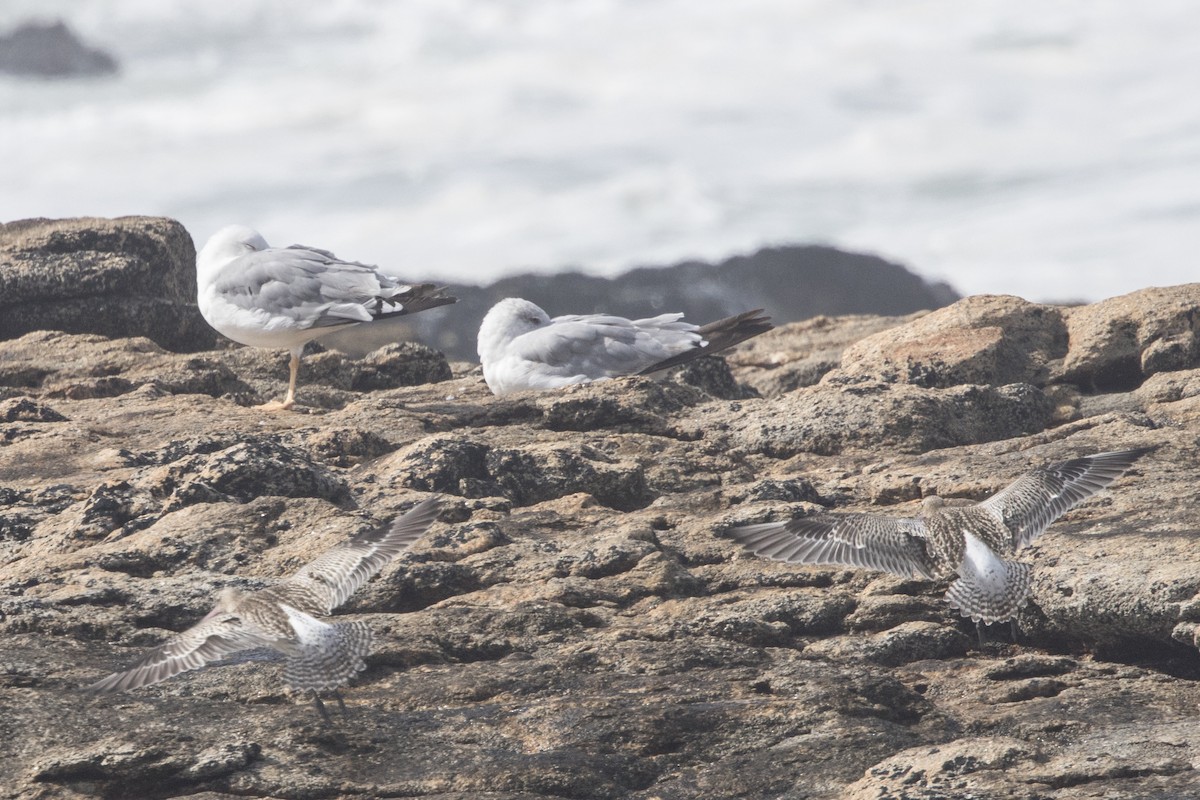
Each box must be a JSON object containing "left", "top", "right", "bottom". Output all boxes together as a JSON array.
[
  {"left": 85, "top": 614, "right": 272, "bottom": 693},
  {"left": 279, "top": 497, "right": 441, "bottom": 614},
  {"left": 979, "top": 448, "right": 1151, "bottom": 549},
  {"left": 728, "top": 512, "right": 935, "bottom": 579}
]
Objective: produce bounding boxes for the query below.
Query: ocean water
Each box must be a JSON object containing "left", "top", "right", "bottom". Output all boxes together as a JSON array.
[{"left": 2, "top": 0, "right": 1198, "bottom": 303}]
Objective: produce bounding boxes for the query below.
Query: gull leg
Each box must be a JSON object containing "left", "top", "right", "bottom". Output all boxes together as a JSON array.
[
  {"left": 976, "top": 621, "right": 986, "bottom": 649},
  {"left": 258, "top": 350, "right": 301, "bottom": 411},
  {"left": 1010, "top": 619, "right": 1020, "bottom": 642},
  {"left": 312, "top": 690, "right": 332, "bottom": 724},
  {"left": 333, "top": 688, "right": 348, "bottom": 716}
]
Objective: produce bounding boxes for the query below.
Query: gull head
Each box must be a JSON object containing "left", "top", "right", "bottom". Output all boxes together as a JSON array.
[
  {"left": 477, "top": 297, "right": 552, "bottom": 361},
  {"left": 196, "top": 224, "right": 270, "bottom": 282}
]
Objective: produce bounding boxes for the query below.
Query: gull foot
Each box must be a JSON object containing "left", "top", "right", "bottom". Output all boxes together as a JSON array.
[{"left": 255, "top": 398, "right": 296, "bottom": 412}]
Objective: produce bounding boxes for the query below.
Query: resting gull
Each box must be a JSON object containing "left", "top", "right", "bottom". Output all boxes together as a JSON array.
[
  {"left": 197, "top": 225, "right": 456, "bottom": 410},
  {"left": 477, "top": 297, "right": 772, "bottom": 396},
  {"left": 86, "top": 498, "right": 441, "bottom": 721},
  {"left": 728, "top": 448, "right": 1151, "bottom": 636}
]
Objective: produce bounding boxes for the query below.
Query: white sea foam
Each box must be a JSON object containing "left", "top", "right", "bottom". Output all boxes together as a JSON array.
[{"left": 1, "top": 0, "right": 1197, "bottom": 301}]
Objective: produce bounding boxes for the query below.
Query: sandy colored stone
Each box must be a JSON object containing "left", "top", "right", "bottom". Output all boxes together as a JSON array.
[
  {"left": 1055, "top": 284, "right": 1200, "bottom": 391},
  {"left": 832, "top": 294, "right": 1068, "bottom": 389}
]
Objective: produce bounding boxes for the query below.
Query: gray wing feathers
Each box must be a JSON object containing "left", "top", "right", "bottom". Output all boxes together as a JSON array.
[
  {"left": 980, "top": 447, "right": 1151, "bottom": 549},
  {"left": 213, "top": 249, "right": 455, "bottom": 329},
  {"left": 730, "top": 514, "right": 935, "bottom": 579},
  {"left": 512, "top": 314, "right": 700, "bottom": 377},
  {"left": 283, "top": 498, "right": 441, "bottom": 613},
  {"left": 85, "top": 616, "right": 269, "bottom": 693}
]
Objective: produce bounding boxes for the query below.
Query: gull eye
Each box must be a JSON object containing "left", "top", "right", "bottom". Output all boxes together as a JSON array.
[{"left": 524, "top": 314, "right": 540, "bottom": 324}]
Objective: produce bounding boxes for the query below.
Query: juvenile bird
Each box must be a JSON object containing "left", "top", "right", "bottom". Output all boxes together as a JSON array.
[
  {"left": 86, "top": 498, "right": 441, "bottom": 720},
  {"left": 728, "top": 449, "right": 1151, "bottom": 635}
]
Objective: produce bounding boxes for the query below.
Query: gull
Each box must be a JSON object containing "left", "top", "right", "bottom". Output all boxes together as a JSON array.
[
  {"left": 197, "top": 225, "right": 457, "bottom": 410},
  {"left": 476, "top": 297, "right": 773, "bottom": 396},
  {"left": 728, "top": 448, "right": 1151, "bottom": 636},
  {"left": 86, "top": 498, "right": 441, "bottom": 721}
]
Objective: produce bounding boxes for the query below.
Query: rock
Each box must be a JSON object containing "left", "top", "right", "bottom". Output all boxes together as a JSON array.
[
  {"left": 803, "top": 621, "right": 971, "bottom": 666},
  {"left": 2, "top": 257, "right": 1200, "bottom": 799},
  {"left": 725, "top": 381, "right": 1054, "bottom": 456},
  {"left": 0, "top": 20, "right": 117, "bottom": 78},
  {"left": 842, "top": 736, "right": 1040, "bottom": 799},
  {"left": 0, "top": 397, "right": 66, "bottom": 423},
  {"left": 0, "top": 217, "right": 213, "bottom": 351},
  {"left": 833, "top": 295, "right": 1068, "bottom": 389},
  {"left": 735, "top": 313, "right": 922, "bottom": 397},
  {"left": 1054, "top": 284, "right": 1200, "bottom": 391}
]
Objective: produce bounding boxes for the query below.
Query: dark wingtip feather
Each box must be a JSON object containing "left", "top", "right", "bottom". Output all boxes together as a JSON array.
[{"left": 637, "top": 308, "right": 773, "bottom": 375}]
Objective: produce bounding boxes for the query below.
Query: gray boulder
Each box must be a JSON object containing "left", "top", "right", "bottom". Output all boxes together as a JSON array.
[
  {"left": 0, "top": 20, "right": 117, "bottom": 78},
  {"left": 0, "top": 217, "right": 214, "bottom": 351}
]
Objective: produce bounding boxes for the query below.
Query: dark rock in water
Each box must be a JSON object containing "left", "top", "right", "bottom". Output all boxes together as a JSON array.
[
  {"left": 0, "top": 20, "right": 118, "bottom": 78},
  {"left": 324, "top": 243, "right": 961, "bottom": 361},
  {"left": 0, "top": 217, "right": 216, "bottom": 352}
]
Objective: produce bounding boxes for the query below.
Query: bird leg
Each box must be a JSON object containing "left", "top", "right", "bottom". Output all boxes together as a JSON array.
[
  {"left": 312, "top": 690, "right": 332, "bottom": 724},
  {"left": 333, "top": 688, "right": 348, "bottom": 715},
  {"left": 257, "top": 352, "right": 300, "bottom": 411},
  {"left": 976, "top": 621, "right": 987, "bottom": 649},
  {"left": 1010, "top": 619, "right": 1021, "bottom": 642}
]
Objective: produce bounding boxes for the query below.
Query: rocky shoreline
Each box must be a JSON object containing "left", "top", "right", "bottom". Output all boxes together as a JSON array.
[{"left": 1, "top": 218, "right": 1199, "bottom": 799}]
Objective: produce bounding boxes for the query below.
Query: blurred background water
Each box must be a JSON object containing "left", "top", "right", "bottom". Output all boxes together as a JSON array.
[{"left": 1, "top": 0, "right": 1197, "bottom": 301}]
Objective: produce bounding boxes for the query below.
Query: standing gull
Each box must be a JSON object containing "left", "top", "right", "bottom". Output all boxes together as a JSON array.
[
  {"left": 197, "top": 225, "right": 457, "bottom": 410},
  {"left": 728, "top": 449, "right": 1151, "bottom": 631},
  {"left": 86, "top": 498, "right": 441, "bottom": 720},
  {"left": 477, "top": 297, "right": 773, "bottom": 396}
]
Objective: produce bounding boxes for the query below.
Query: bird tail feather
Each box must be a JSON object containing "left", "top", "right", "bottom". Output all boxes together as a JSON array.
[
  {"left": 637, "top": 308, "right": 772, "bottom": 375},
  {"left": 282, "top": 620, "right": 373, "bottom": 692},
  {"left": 945, "top": 559, "right": 1033, "bottom": 624}
]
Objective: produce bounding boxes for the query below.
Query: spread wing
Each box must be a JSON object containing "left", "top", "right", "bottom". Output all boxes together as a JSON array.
[
  {"left": 979, "top": 447, "right": 1152, "bottom": 549},
  {"left": 509, "top": 313, "right": 701, "bottom": 379},
  {"left": 85, "top": 614, "right": 272, "bottom": 693},
  {"left": 275, "top": 498, "right": 441, "bottom": 615},
  {"left": 728, "top": 513, "right": 936, "bottom": 579},
  {"left": 210, "top": 246, "right": 454, "bottom": 330}
]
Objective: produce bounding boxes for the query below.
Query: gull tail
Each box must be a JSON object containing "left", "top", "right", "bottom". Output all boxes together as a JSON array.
[
  {"left": 945, "top": 559, "right": 1033, "bottom": 625},
  {"left": 282, "top": 620, "right": 373, "bottom": 693},
  {"left": 637, "top": 309, "right": 773, "bottom": 375},
  {"left": 373, "top": 283, "right": 458, "bottom": 319}
]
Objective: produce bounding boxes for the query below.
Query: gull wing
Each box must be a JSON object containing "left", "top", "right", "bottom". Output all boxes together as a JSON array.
[
  {"left": 509, "top": 313, "right": 698, "bottom": 378},
  {"left": 85, "top": 614, "right": 271, "bottom": 693},
  {"left": 210, "top": 246, "right": 453, "bottom": 330},
  {"left": 275, "top": 497, "right": 441, "bottom": 615},
  {"left": 729, "top": 513, "right": 935, "bottom": 579},
  {"left": 979, "top": 447, "right": 1152, "bottom": 550}
]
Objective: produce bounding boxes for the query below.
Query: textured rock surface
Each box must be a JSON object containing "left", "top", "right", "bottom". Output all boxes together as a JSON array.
[
  {"left": 0, "top": 217, "right": 214, "bottom": 352},
  {"left": 1, "top": 226, "right": 1199, "bottom": 798}
]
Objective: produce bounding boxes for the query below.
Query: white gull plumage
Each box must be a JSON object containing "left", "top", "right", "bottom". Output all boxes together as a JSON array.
[
  {"left": 86, "top": 498, "right": 441, "bottom": 720},
  {"left": 197, "top": 225, "right": 456, "bottom": 410},
  {"left": 476, "top": 297, "right": 772, "bottom": 396}
]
